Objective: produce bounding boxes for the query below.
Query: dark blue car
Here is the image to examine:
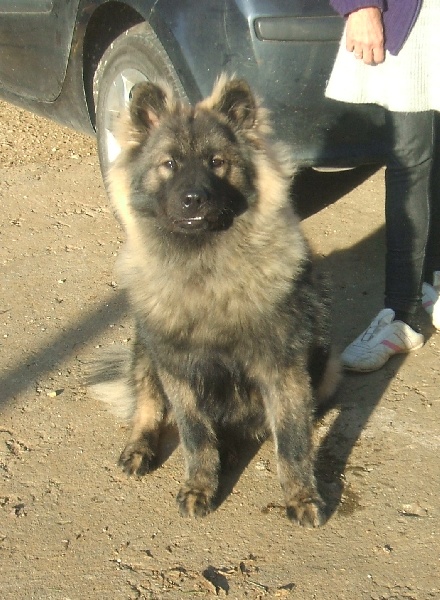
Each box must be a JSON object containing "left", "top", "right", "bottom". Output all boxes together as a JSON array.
[{"left": 0, "top": 0, "right": 386, "bottom": 175}]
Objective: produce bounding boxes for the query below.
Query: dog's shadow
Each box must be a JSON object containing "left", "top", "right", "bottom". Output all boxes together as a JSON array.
[
  {"left": 216, "top": 437, "right": 263, "bottom": 508},
  {"left": 154, "top": 426, "right": 263, "bottom": 510},
  {"left": 313, "top": 359, "right": 408, "bottom": 521}
]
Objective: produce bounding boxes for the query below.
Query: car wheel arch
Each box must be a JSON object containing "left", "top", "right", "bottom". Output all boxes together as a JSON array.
[
  {"left": 91, "top": 20, "right": 191, "bottom": 179},
  {"left": 81, "top": 1, "right": 145, "bottom": 128}
]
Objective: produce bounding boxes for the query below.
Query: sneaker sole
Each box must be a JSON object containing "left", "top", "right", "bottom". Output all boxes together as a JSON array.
[{"left": 342, "top": 339, "right": 425, "bottom": 373}]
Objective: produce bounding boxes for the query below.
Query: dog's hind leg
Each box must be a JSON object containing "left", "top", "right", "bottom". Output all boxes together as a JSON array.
[
  {"left": 119, "top": 341, "right": 168, "bottom": 476},
  {"left": 159, "top": 371, "right": 220, "bottom": 518},
  {"left": 309, "top": 345, "right": 341, "bottom": 409},
  {"left": 265, "top": 367, "right": 326, "bottom": 528}
]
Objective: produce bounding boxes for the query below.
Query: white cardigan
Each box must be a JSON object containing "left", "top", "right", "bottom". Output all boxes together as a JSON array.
[{"left": 326, "top": 0, "right": 440, "bottom": 112}]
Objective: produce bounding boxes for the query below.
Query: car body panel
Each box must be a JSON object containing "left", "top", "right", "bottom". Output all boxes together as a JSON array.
[
  {"left": 150, "top": 0, "right": 387, "bottom": 165},
  {"left": 0, "top": 0, "right": 388, "bottom": 167},
  {"left": 0, "top": 0, "right": 81, "bottom": 101}
]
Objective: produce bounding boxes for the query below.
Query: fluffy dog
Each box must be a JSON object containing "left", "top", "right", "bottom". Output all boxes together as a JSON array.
[{"left": 92, "top": 76, "right": 340, "bottom": 527}]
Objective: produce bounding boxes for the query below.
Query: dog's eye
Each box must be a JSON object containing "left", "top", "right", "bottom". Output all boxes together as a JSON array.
[
  {"left": 163, "top": 159, "right": 177, "bottom": 171},
  {"left": 209, "top": 157, "right": 225, "bottom": 170}
]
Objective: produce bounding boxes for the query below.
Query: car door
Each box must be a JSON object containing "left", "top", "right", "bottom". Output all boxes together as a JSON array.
[{"left": 0, "top": 0, "right": 81, "bottom": 101}]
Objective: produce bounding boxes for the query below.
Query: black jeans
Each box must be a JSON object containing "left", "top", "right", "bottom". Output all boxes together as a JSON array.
[{"left": 384, "top": 110, "right": 440, "bottom": 318}]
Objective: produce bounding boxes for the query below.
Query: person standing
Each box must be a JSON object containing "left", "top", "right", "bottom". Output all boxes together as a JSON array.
[{"left": 326, "top": 0, "right": 440, "bottom": 372}]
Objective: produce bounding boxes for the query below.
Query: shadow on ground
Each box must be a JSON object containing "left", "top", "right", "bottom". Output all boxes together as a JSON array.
[
  {"left": 292, "top": 164, "right": 380, "bottom": 219},
  {"left": 0, "top": 290, "right": 128, "bottom": 409}
]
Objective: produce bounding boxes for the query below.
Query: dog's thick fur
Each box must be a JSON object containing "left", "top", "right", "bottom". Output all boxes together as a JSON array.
[{"left": 92, "top": 76, "right": 340, "bottom": 527}]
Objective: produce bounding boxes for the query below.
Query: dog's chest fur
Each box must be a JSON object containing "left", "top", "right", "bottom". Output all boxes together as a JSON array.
[{"left": 120, "top": 210, "right": 307, "bottom": 352}]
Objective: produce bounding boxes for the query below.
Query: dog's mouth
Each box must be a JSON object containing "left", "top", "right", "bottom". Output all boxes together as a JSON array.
[
  {"left": 173, "top": 216, "right": 206, "bottom": 230},
  {"left": 171, "top": 211, "right": 234, "bottom": 233}
]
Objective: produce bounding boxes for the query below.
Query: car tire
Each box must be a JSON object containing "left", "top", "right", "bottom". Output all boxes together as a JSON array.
[{"left": 93, "top": 22, "right": 186, "bottom": 178}]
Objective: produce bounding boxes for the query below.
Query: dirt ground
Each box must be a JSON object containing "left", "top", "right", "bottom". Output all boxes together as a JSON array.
[{"left": 1, "top": 101, "right": 439, "bottom": 600}]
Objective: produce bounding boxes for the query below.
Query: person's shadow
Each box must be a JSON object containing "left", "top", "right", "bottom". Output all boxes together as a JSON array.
[{"left": 293, "top": 166, "right": 435, "bottom": 520}]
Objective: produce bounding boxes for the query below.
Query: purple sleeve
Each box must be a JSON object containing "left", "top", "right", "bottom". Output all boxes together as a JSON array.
[
  {"left": 330, "top": 0, "right": 385, "bottom": 17},
  {"left": 329, "top": 0, "right": 422, "bottom": 55}
]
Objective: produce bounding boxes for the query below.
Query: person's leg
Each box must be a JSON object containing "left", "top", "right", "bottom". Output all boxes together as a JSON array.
[
  {"left": 384, "top": 110, "right": 435, "bottom": 325},
  {"left": 423, "top": 110, "right": 440, "bottom": 283},
  {"left": 341, "top": 110, "right": 433, "bottom": 371},
  {"left": 421, "top": 110, "right": 440, "bottom": 329}
]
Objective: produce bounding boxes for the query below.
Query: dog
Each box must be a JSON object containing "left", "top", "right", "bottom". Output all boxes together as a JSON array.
[{"left": 91, "top": 76, "right": 340, "bottom": 527}]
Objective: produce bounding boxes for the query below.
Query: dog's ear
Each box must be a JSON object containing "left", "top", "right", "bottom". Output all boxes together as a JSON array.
[
  {"left": 211, "top": 78, "right": 257, "bottom": 129},
  {"left": 129, "top": 82, "right": 170, "bottom": 132}
]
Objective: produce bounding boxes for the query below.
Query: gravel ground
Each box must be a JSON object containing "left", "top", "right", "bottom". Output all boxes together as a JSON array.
[{"left": 0, "top": 100, "right": 439, "bottom": 600}]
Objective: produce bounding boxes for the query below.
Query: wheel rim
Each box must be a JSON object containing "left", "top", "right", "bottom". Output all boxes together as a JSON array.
[{"left": 102, "top": 67, "right": 148, "bottom": 166}]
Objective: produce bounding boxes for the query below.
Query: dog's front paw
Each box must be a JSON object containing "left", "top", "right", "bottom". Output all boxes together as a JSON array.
[
  {"left": 177, "top": 485, "right": 213, "bottom": 518},
  {"left": 118, "top": 440, "right": 157, "bottom": 476},
  {"left": 286, "top": 495, "right": 326, "bottom": 528}
]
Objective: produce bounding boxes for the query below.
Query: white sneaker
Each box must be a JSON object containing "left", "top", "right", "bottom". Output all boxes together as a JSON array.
[
  {"left": 341, "top": 308, "right": 425, "bottom": 372},
  {"left": 422, "top": 271, "right": 440, "bottom": 330}
]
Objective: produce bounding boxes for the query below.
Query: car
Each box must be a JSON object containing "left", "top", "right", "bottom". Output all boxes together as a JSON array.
[{"left": 0, "top": 0, "right": 388, "bottom": 176}]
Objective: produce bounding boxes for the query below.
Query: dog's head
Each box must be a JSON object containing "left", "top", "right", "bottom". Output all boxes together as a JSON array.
[{"left": 110, "top": 77, "right": 278, "bottom": 236}]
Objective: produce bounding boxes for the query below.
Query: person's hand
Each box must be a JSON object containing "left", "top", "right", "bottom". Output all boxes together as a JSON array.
[{"left": 345, "top": 7, "right": 385, "bottom": 65}]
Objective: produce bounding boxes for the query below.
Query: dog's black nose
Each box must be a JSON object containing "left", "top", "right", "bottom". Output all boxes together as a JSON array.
[{"left": 182, "top": 190, "right": 207, "bottom": 211}]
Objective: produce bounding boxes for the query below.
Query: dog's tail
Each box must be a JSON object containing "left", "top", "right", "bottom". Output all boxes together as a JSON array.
[{"left": 86, "top": 346, "right": 135, "bottom": 421}]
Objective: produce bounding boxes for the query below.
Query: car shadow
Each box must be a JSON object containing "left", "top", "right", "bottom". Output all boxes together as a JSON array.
[{"left": 292, "top": 164, "right": 380, "bottom": 219}]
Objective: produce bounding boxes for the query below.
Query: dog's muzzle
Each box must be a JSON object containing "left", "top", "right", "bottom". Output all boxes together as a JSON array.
[{"left": 170, "top": 189, "right": 227, "bottom": 232}]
